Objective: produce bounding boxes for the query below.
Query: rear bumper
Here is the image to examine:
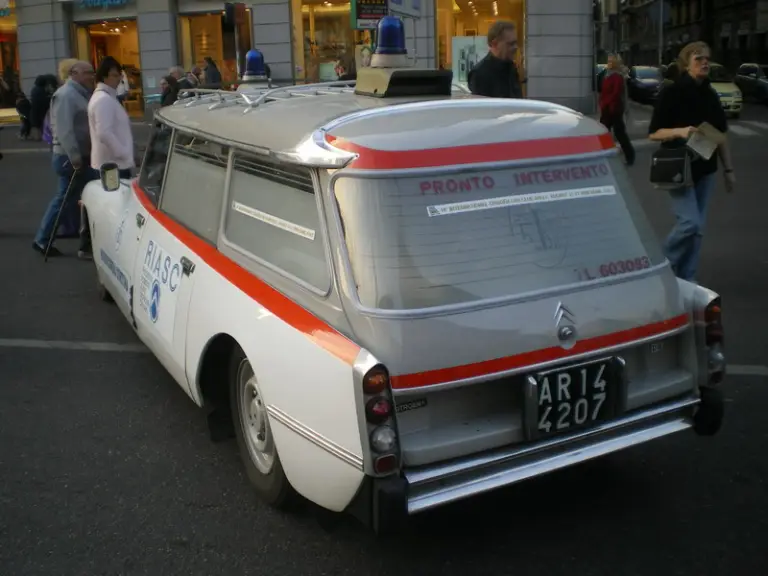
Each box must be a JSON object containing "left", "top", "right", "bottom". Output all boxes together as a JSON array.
[{"left": 348, "top": 394, "right": 699, "bottom": 533}]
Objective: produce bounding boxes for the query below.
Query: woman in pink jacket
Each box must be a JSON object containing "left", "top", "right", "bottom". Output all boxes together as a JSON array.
[{"left": 88, "top": 56, "right": 134, "bottom": 179}]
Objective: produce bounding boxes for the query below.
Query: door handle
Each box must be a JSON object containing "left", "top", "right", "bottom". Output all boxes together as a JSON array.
[
  {"left": 181, "top": 256, "right": 195, "bottom": 276},
  {"left": 136, "top": 213, "right": 145, "bottom": 228}
]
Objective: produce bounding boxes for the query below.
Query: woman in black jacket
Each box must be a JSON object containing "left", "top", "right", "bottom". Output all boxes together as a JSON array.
[
  {"left": 29, "top": 74, "right": 57, "bottom": 140},
  {"left": 648, "top": 41, "right": 736, "bottom": 282}
]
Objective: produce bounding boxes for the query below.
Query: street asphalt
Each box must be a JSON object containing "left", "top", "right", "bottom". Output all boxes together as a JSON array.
[{"left": 0, "top": 102, "right": 767, "bottom": 576}]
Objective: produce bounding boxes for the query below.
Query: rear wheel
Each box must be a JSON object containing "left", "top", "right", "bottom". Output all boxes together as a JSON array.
[
  {"left": 693, "top": 386, "right": 724, "bottom": 436},
  {"left": 229, "top": 346, "right": 299, "bottom": 508}
]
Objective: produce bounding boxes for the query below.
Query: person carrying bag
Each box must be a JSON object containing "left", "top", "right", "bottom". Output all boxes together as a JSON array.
[{"left": 647, "top": 41, "right": 736, "bottom": 283}]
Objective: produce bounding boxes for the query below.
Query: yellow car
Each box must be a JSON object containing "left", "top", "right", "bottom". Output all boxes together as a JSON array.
[
  {"left": 661, "top": 62, "right": 742, "bottom": 118},
  {"left": 709, "top": 63, "right": 742, "bottom": 118}
]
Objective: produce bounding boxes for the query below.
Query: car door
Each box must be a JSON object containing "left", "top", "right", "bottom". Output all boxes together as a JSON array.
[
  {"left": 130, "top": 131, "right": 228, "bottom": 398},
  {"left": 100, "top": 180, "right": 147, "bottom": 323},
  {"left": 133, "top": 214, "right": 195, "bottom": 393}
]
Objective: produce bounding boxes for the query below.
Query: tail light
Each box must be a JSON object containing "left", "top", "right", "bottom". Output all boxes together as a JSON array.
[
  {"left": 703, "top": 298, "right": 725, "bottom": 384},
  {"left": 705, "top": 298, "right": 723, "bottom": 346},
  {"left": 361, "top": 364, "right": 400, "bottom": 476}
]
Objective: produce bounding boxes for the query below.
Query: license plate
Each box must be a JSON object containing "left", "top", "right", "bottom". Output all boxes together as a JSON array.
[{"left": 526, "top": 357, "right": 623, "bottom": 439}]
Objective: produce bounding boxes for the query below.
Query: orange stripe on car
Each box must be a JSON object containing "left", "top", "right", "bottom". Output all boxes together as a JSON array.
[
  {"left": 325, "top": 132, "right": 617, "bottom": 170},
  {"left": 389, "top": 314, "right": 690, "bottom": 390},
  {"left": 132, "top": 181, "right": 362, "bottom": 366}
]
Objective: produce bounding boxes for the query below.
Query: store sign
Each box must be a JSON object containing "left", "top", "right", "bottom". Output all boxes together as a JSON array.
[
  {"left": 78, "top": 0, "right": 131, "bottom": 7},
  {"left": 351, "top": 0, "right": 388, "bottom": 30},
  {"left": 388, "top": 0, "right": 421, "bottom": 19}
]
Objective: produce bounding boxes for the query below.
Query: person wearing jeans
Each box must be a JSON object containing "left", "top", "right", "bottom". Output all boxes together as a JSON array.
[
  {"left": 648, "top": 41, "right": 736, "bottom": 282},
  {"left": 33, "top": 60, "right": 96, "bottom": 259}
]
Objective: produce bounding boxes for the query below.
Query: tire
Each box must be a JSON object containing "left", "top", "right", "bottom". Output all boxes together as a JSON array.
[
  {"left": 229, "top": 346, "right": 299, "bottom": 508},
  {"left": 693, "top": 386, "right": 725, "bottom": 437}
]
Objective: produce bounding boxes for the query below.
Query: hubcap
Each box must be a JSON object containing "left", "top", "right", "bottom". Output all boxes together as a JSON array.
[{"left": 238, "top": 359, "right": 275, "bottom": 475}]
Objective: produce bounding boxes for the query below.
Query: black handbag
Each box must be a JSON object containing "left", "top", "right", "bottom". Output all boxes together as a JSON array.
[{"left": 650, "top": 146, "right": 693, "bottom": 189}]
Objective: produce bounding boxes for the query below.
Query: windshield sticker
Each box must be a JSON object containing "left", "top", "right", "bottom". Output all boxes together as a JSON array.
[
  {"left": 420, "top": 175, "right": 496, "bottom": 195},
  {"left": 232, "top": 201, "right": 316, "bottom": 241},
  {"left": 513, "top": 163, "right": 609, "bottom": 187},
  {"left": 425, "top": 185, "right": 617, "bottom": 217}
]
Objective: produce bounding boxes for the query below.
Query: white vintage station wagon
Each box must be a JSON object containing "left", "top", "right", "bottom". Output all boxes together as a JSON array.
[{"left": 82, "top": 17, "right": 726, "bottom": 534}]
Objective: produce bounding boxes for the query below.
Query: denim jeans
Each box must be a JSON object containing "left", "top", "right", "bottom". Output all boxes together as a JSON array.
[
  {"left": 663, "top": 172, "right": 717, "bottom": 281},
  {"left": 34, "top": 154, "right": 99, "bottom": 251}
]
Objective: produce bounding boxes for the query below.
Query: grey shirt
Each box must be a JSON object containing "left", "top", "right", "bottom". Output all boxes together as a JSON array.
[{"left": 51, "top": 79, "right": 93, "bottom": 164}]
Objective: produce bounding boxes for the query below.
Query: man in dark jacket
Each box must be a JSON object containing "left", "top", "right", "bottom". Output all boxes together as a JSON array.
[{"left": 468, "top": 21, "right": 524, "bottom": 98}]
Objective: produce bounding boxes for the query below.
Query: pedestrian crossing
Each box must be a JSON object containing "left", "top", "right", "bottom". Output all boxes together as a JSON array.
[{"left": 628, "top": 119, "right": 768, "bottom": 148}]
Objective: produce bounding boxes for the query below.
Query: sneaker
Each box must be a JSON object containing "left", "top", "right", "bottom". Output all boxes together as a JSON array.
[
  {"left": 32, "top": 241, "right": 62, "bottom": 257},
  {"left": 77, "top": 250, "right": 93, "bottom": 261}
]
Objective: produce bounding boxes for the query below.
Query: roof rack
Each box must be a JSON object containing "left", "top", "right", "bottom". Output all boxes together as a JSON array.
[{"left": 171, "top": 79, "right": 471, "bottom": 113}]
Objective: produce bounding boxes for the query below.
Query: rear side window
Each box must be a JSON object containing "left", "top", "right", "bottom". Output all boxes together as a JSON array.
[
  {"left": 333, "top": 157, "right": 665, "bottom": 310},
  {"left": 223, "top": 153, "right": 329, "bottom": 290},
  {"left": 160, "top": 133, "right": 229, "bottom": 244}
]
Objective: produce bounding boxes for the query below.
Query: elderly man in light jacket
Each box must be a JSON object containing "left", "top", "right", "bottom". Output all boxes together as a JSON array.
[{"left": 33, "top": 60, "right": 97, "bottom": 259}]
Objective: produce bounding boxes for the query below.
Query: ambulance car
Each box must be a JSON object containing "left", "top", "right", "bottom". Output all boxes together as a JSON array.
[{"left": 81, "top": 16, "right": 726, "bottom": 534}]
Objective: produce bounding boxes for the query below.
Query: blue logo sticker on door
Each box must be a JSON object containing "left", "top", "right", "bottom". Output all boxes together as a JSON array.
[{"left": 149, "top": 280, "right": 160, "bottom": 323}]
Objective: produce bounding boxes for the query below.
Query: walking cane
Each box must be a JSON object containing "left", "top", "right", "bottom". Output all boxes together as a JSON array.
[{"left": 44, "top": 169, "right": 78, "bottom": 263}]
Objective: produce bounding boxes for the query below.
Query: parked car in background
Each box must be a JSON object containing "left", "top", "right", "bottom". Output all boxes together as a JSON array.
[
  {"left": 735, "top": 63, "right": 768, "bottom": 104},
  {"left": 709, "top": 63, "right": 742, "bottom": 118},
  {"left": 627, "top": 66, "right": 662, "bottom": 104}
]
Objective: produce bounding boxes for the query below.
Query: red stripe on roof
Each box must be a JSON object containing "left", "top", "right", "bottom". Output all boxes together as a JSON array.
[{"left": 325, "top": 132, "right": 616, "bottom": 170}]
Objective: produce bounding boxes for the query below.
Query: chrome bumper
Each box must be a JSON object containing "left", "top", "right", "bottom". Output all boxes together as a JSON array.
[{"left": 404, "top": 395, "right": 699, "bottom": 515}]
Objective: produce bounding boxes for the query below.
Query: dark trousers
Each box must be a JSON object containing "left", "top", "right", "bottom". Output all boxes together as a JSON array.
[
  {"left": 19, "top": 116, "right": 31, "bottom": 138},
  {"left": 600, "top": 112, "right": 635, "bottom": 165},
  {"left": 34, "top": 154, "right": 99, "bottom": 252}
]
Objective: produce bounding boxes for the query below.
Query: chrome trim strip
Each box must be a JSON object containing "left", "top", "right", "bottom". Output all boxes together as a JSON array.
[
  {"left": 404, "top": 396, "right": 699, "bottom": 514},
  {"left": 391, "top": 323, "right": 690, "bottom": 397},
  {"left": 267, "top": 405, "right": 364, "bottom": 471}
]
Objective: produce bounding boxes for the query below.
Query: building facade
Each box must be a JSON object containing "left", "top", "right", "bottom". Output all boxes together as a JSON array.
[{"left": 9, "top": 0, "right": 597, "bottom": 116}]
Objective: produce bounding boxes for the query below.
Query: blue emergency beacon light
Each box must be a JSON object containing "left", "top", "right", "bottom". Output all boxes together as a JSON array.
[
  {"left": 370, "top": 16, "right": 410, "bottom": 68},
  {"left": 243, "top": 48, "right": 267, "bottom": 80}
]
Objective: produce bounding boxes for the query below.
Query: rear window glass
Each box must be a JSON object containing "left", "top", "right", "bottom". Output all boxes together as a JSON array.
[{"left": 333, "top": 157, "right": 664, "bottom": 310}]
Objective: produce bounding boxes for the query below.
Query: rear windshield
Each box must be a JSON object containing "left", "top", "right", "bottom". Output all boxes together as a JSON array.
[
  {"left": 635, "top": 67, "right": 660, "bottom": 79},
  {"left": 332, "top": 157, "right": 665, "bottom": 310}
]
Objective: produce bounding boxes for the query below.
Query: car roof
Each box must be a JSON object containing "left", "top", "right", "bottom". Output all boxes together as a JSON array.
[{"left": 154, "top": 85, "right": 610, "bottom": 161}]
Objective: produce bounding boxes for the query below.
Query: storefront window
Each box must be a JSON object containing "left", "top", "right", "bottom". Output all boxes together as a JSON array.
[
  {"left": 0, "top": 0, "right": 19, "bottom": 109},
  {"left": 74, "top": 19, "right": 144, "bottom": 118},
  {"left": 435, "top": 0, "right": 526, "bottom": 91},
  {"left": 179, "top": 10, "right": 252, "bottom": 86},
  {"left": 290, "top": 0, "right": 374, "bottom": 83}
]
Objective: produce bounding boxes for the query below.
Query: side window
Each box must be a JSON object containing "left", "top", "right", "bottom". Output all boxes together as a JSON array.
[
  {"left": 160, "top": 133, "right": 229, "bottom": 244},
  {"left": 223, "top": 153, "right": 329, "bottom": 290},
  {"left": 138, "top": 124, "right": 173, "bottom": 206}
]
